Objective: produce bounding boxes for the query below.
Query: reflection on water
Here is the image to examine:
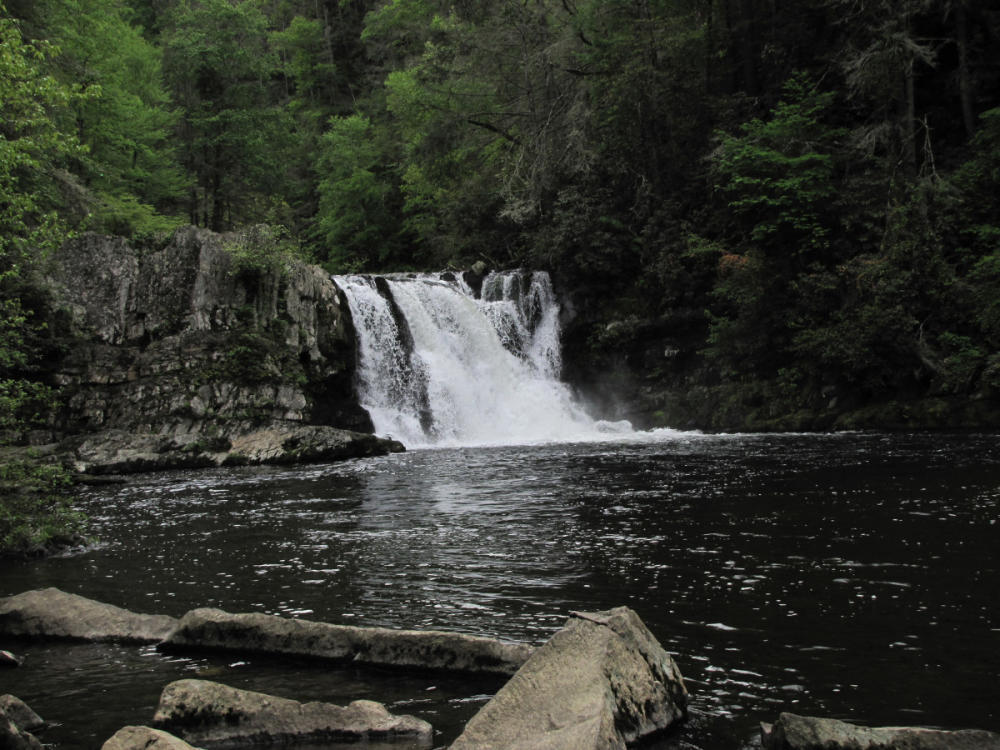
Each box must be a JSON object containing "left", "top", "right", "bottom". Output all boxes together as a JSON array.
[{"left": 2, "top": 432, "right": 999, "bottom": 748}]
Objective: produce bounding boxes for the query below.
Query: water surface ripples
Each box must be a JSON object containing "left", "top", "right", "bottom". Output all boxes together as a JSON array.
[{"left": 2, "top": 431, "right": 998, "bottom": 748}]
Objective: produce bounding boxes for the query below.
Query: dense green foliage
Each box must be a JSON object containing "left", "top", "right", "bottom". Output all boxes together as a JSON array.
[
  {"left": 1, "top": 8, "right": 84, "bottom": 554},
  {"left": 1, "top": 0, "right": 1000, "bottom": 444}
]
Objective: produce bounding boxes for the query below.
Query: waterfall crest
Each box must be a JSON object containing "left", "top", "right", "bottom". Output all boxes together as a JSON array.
[{"left": 334, "top": 271, "right": 625, "bottom": 448}]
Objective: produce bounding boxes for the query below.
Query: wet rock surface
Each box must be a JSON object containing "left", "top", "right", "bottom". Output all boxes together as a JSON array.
[
  {"left": 69, "top": 423, "right": 402, "bottom": 475},
  {"left": 449, "top": 607, "right": 688, "bottom": 750},
  {"left": 0, "top": 588, "right": 177, "bottom": 644},
  {"left": 160, "top": 607, "right": 532, "bottom": 675},
  {"left": 763, "top": 713, "right": 1000, "bottom": 750},
  {"left": 101, "top": 726, "right": 202, "bottom": 750},
  {"left": 152, "top": 679, "right": 433, "bottom": 748},
  {"left": 0, "top": 704, "right": 42, "bottom": 750},
  {"left": 0, "top": 696, "right": 43, "bottom": 732}
]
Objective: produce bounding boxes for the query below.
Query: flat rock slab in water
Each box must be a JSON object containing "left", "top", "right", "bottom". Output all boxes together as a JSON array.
[
  {"left": 71, "top": 424, "right": 404, "bottom": 475},
  {"left": 0, "top": 588, "right": 177, "bottom": 644},
  {"left": 102, "top": 727, "right": 200, "bottom": 750},
  {"left": 160, "top": 607, "right": 532, "bottom": 675},
  {"left": 764, "top": 713, "right": 1000, "bottom": 750},
  {"left": 152, "top": 679, "right": 433, "bottom": 748},
  {"left": 450, "top": 606, "right": 688, "bottom": 750}
]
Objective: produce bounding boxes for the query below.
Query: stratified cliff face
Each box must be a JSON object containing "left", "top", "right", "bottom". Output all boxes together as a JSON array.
[{"left": 44, "top": 227, "right": 372, "bottom": 445}]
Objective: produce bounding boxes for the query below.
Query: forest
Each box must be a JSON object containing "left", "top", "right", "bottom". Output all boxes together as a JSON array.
[{"left": 2, "top": 0, "right": 1000, "bottom": 548}]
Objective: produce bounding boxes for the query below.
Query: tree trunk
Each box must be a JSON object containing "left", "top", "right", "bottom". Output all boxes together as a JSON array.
[
  {"left": 738, "top": 0, "right": 758, "bottom": 96},
  {"left": 955, "top": 1, "right": 976, "bottom": 137},
  {"left": 904, "top": 59, "right": 917, "bottom": 175},
  {"left": 704, "top": 0, "right": 714, "bottom": 93},
  {"left": 209, "top": 162, "right": 224, "bottom": 232}
]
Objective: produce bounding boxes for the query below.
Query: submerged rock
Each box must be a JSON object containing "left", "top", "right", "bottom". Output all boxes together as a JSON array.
[
  {"left": 0, "top": 588, "right": 177, "bottom": 644},
  {"left": 0, "top": 650, "right": 20, "bottom": 668},
  {"left": 450, "top": 607, "right": 688, "bottom": 750},
  {"left": 764, "top": 713, "right": 1000, "bottom": 750},
  {"left": 101, "top": 726, "right": 201, "bottom": 750},
  {"left": 0, "top": 705, "right": 42, "bottom": 750},
  {"left": 0, "top": 696, "right": 43, "bottom": 732},
  {"left": 152, "top": 679, "right": 433, "bottom": 748},
  {"left": 160, "top": 608, "right": 532, "bottom": 675}
]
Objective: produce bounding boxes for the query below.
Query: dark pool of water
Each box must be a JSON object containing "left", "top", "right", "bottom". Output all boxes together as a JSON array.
[{"left": 2, "top": 432, "right": 999, "bottom": 749}]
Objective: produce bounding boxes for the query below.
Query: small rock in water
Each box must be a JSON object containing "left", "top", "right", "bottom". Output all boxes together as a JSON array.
[
  {"left": 595, "top": 419, "right": 633, "bottom": 433},
  {"left": 0, "top": 650, "right": 20, "bottom": 668}
]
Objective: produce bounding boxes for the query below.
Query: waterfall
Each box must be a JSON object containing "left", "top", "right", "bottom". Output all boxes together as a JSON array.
[{"left": 334, "top": 271, "right": 628, "bottom": 448}]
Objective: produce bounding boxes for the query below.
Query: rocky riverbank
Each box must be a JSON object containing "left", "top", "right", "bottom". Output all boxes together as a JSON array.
[
  {"left": 2, "top": 588, "right": 997, "bottom": 750},
  {"left": 0, "top": 588, "right": 686, "bottom": 750}
]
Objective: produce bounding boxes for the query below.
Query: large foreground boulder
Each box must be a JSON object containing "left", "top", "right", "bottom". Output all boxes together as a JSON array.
[
  {"left": 0, "top": 588, "right": 177, "bottom": 644},
  {"left": 101, "top": 727, "right": 199, "bottom": 750},
  {"left": 764, "top": 713, "right": 1000, "bottom": 750},
  {"left": 0, "top": 705, "right": 42, "bottom": 750},
  {"left": 160, "top": 608, "right": 531, "bottom": 675},
  {"left": 0, "top": 696, "right": 43, "bottom": 732},
  {"left": 152, "top": 679, "right": 432, "bottom": 748},
  {"left": 449, "top": 607, "right": 687, "bottom": 750}
]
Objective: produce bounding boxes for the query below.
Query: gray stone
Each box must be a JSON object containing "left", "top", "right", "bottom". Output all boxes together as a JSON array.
[
  {"left": 70, "top": 423, "right": 402, "bottom": 475},
  {"left": 222, "top": 424, "right": 404, "bottom": 466},
  {"left": 0, "top": 696, "right": 43, "bottom": 732},
  {"left": 0, "top": 707, "right": 42, "bottom": 750},
  {"left": 152, "top": 679, "right": 432, "bottom": 748},
  {"left": 0, "top": 650, "right": 20, "bottom": 668},
  {"left": 764, "top": 713, "right": 1000, "bottom": 750},
  {"left": 449, "top": 607, "right": 688, "bottom": 750},
  {"left": 0, "top": 588, "right": 177, "bottom": 644},
  {"left": 160, "top": 608, "right": 532, "bottom": 676},
  {"left": 101, "top": 726, "right": 201, "bottom": 750}
]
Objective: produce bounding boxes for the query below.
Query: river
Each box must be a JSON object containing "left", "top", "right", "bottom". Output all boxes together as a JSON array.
[{"left": 2, "top": 431, "right": 998, "bottom": 748}]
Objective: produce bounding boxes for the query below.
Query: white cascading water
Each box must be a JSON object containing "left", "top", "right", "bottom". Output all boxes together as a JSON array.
[{"left": 335, "top": 271, "right": 628, "bottom": 448}]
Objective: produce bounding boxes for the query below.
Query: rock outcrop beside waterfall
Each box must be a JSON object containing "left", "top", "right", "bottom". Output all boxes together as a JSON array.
[{"left": 32, "top": 226, "right": 398, "bottom": 472}]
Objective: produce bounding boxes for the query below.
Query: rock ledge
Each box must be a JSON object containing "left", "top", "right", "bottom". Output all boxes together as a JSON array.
[
  {"left": 763, "top": 712, "right": 1000, "bottom": 750},
  {"left": 160, "top": 607, "right": 532, "bottom": 675},
  {"left": 153, "top": 679, "right": 432, "bottom": 748},
  {"left": 0, "top": 588, "right": 177, "bottom": 644}
]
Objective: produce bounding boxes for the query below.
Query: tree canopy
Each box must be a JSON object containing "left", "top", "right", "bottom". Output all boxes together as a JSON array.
[{"left": 1, "top": 0, "right": 1000, "bottom": 438}]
